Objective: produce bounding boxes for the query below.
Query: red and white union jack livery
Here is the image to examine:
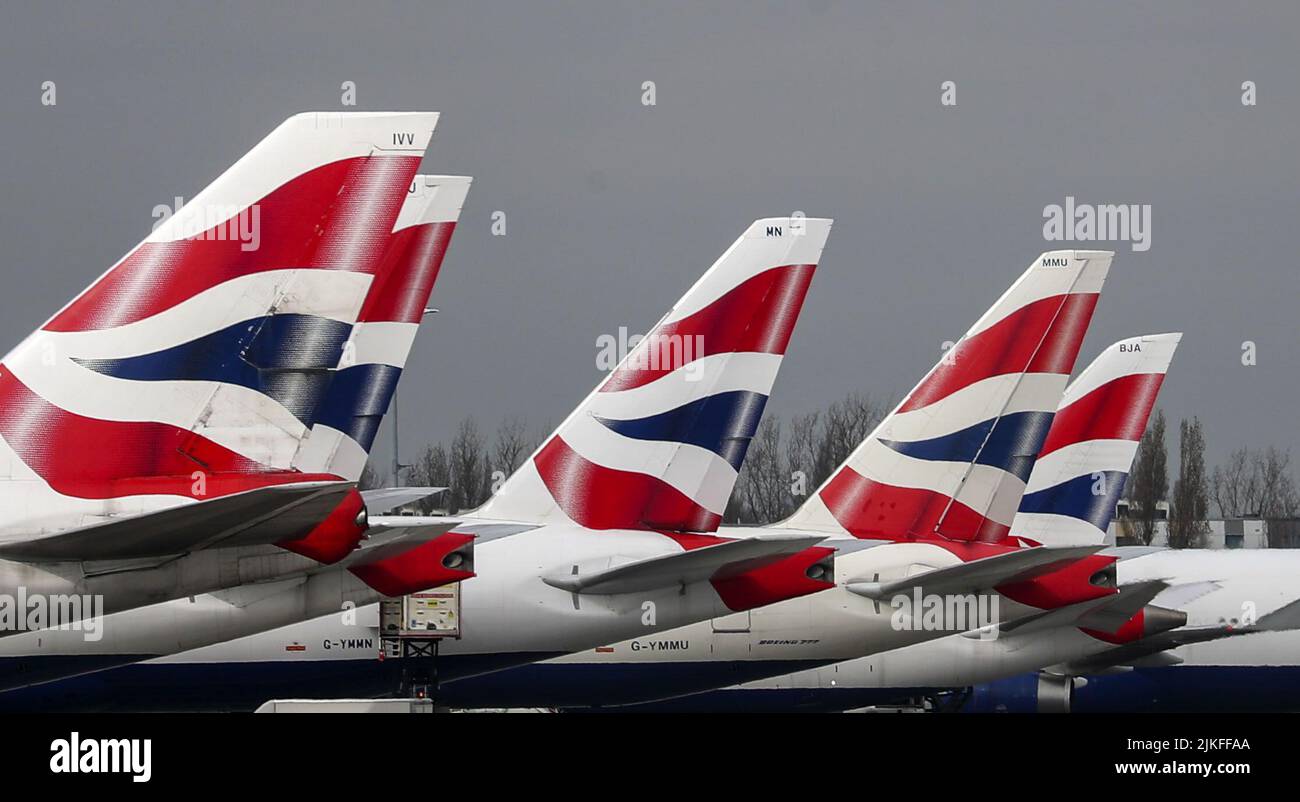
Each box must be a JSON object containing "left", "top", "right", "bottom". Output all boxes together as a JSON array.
[
  {"left": 293, "top": 174, "right": 472, "bottom": 484},
  {"left": 694, "top": 335, "right": 1189, "bottom": 711},
  {"left": 477, "top": 217, "right": 830, "bottom": 534},
  {"left": 786, "top": 249, "right": 1112, "bottom": 544},
  {"left": 332, "top": 217, "right": 845, "bottom": 678},
  {"left": 1014, "top": 332, "right": 1181, "bottom": 547},
  {"left": 0, "top": 175, "right": 484, "bottom": 677},
  {"left": 464, "top": 329, "right": 1184, "bottom": 712},
  {"left": 0, "top": 113, "right": 450, "bottom": 592},
  {"left": 0, "top": 215, "right": 844, "bottom": 687},
  {"left": 206, "top": 247, "right": 1134, "bottom": 712}
]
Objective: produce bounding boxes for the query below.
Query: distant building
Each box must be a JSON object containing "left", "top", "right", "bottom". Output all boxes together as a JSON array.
[
  {"left": 1266, "top": 519, "right": 1300, "bottom": 548},
  {"left": 1110, "top": 499, "right": 1168, "bottom": 546},
  {"left": 1108, "top": 503, "right": 1271, "bottom": 549}
]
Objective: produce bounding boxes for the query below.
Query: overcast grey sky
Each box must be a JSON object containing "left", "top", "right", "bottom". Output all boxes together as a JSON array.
[{"left": 1, "top": 2, "right": 1297, "bottom": 477}]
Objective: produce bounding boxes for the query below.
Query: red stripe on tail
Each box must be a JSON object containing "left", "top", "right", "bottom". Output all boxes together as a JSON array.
[
  {"left": 357, "top": 221, "right": 456, "bottom": 324},
  {"left": 533, "top": 436, "right": 723, "bottom": 532},
  {"left": 0, "top": 368, "right": 335, "bottom": 500},
  {"left": 600, "top": 264, "right": 815, "bottom": 393},
  {"left": 900, "top": 293, "right": 1098, "bottom": 413},
  {"left": 1039, "top": 373, "right": 1165, "bottom": 457},
  {"left": 46, "top": 156, "right": 420, "bottom": 332},
  {"left": 819, "top": 467, "right": 1010, "bottom": 542}
]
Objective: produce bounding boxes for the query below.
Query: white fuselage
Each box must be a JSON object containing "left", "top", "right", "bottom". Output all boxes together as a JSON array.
[
  {"left": 0, "top": 536, "right": 1082, "bottom": 711},
  {"left": 0, "top": 520, "right": 832, "bottom": 693},
  {"left": 659, "top": 549, "right": 1300, "bottom": 710}
]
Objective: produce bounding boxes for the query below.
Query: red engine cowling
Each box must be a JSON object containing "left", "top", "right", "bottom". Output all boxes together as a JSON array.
[
  {"left": 1083, "top": 604, "right": 1188, "bottom": 645},
  {"left": 277, "top": 488, "right": 369, "bottom": 564},
  {"left": 348, "top": 531, "right": 476, "bottom": 597},
  {"left": 996, "top": 553, "right": 1118, "bottom": 609}
]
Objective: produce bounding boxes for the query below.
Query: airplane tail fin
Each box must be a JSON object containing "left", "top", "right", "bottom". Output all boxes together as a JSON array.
[
  {"left": 293, "top": 174, "right": 473, "bottom": 481},
  {"left": 1013, "top": 333, "right": 1181, "bottom": 546},
  {"left": 473, "top": 217, "right": 832, "bottom": 531},
  {"left": 784, "top": 250, "right": 1111, "bottom": 542},
  {"left": 0, "top": 113, "right": 436, "bottom": 534}
]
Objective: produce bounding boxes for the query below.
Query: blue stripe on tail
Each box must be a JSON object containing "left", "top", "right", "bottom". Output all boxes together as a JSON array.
[
  {"left": 880, "top": 410, "right": 1054, "bottom": 483},
  {"left": 76, "top": 314, "right": 351, "bottom": 423},
  {"left": 596, "top": 390, "right": 768, "bottom": 471},
  {"left": 312, "top": 363, "right": 402, "bottom": 452},
  {"left": 1017, "top": 469, "right": 1127, "bottom": 530}
]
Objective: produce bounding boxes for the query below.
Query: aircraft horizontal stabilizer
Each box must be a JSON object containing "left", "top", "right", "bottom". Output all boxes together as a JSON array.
[
  {"left": 1061, "top": 627, "right": 1215, "bottom": 674},
  {"left": 1075, "top": 580, "right": 1171, "bottom": 632},
  {"left": 0, "top": 481, "right": 354, "bottom": 562},
  {"left": 973, "top": 579, "right": 1170, "bottom": 642},
  {"left": 360, "top": 517, "right": 463, "bottom": 543},
  {"left": 1148, "top": 579, "right": 1221, "bottom": 610},
  {"left": 360, "top": 487, "right": 448, "bottom": 515},
  {"left": 543, "top": 533, "right": 829, "bottom": 596},
  {"left": 1254, "top": 595, "right": 1300, "bottom": 632},
  {"left": 845, "top": 545, "right": 1101, "bottom": 601},
  {"left": 1057, "top": 599, "right": 1300, "bottom": 674}
]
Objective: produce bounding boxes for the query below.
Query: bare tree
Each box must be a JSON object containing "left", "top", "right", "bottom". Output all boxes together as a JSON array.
[
  {"left": 736, "top": 417, "right": 788, "bottom": 524},
  {"left": 448, "top": 417, "right": 487, "bottom": 512},
  {"left": 408, "top": 443, "right": 451, "bottom": 488},
  {"left": 813, "top": 393, "right": 882, "bottom": 488},
  {"left": 401, "top": 443, "right": 451, "bottom": 513},
  {"left": 488, "top": 415, "right": 536, "bottom": 498},
  {"left": 1211, "top": 446, "right": 1299, "bottom": 534},
  {"left": 1256, "top": 447, "right": 1300, "bottom": 519},
  {"left": 492, "top": 416, "right": 533, "bottom": 478},
  {"left": 1125, "top": 407, "right": 1168, "bottom": 545},
  {"left": 1169, "top": 417, "right": 1209, "bottom": 549},
  {"left": 1212, "top": 447, "right": 1259, "bottom": 518},
  {"left": 786, "top": 411, "right": 820, "bottom": 505},
  {"left": 732, "top": 392, "right": 888, "bottom": 522}
]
